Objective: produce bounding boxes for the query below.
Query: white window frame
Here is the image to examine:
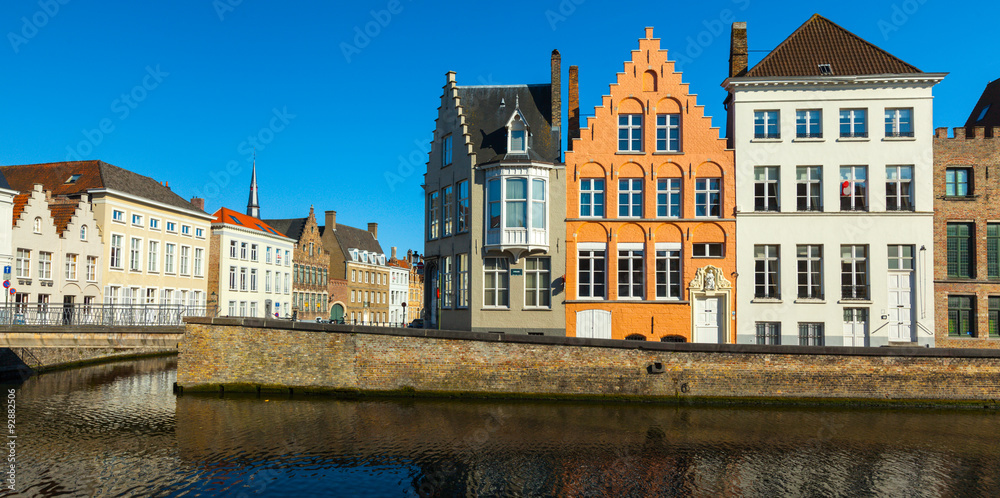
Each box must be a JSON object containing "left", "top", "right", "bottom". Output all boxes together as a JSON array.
[
  {"left": 147, "top": 241, "right": 159, "bottom": 273},
  {"left": 796, "top": 166, "right": 823, "bottom": 212},
  {"left": 795, "top": 109, "right": 822, "bottom": 138},
  {"left": 618, "top": 114, "right": 642, "bottom": 152},
  {"left": 580, "top": 178, "right": 605, "bottom": 218},
  {"left": 577, "top": 243, "right": 606, "bottom": 300},
  {"left": 754, "top": 166, "right": 780, "bottom": 212},
  {"left": 524, "top": 256, "right": 551, "bottom": 308},
  {"left": 695, "top": 178, "right": 722, "bottom": 218},
  {"left": 618, "top": 178, "right": 643, "bottom": 218},
  {"left": 655, "top": 243, "right": 682, "bottom": 300},
  {"left": 655, "top": 113, "right": 680, "bottom": 152},
  {"left": 796, "top": 245, "right": 823, "bottom": 299},
  {"left": 617, "top": 244, "right": 644, "bottom": 300},
  {"left": 483, "top": 257, "right": 509, "bottom": 308},
  {"left": 754, "top": 245, "right": 780, "bottom": 299}
]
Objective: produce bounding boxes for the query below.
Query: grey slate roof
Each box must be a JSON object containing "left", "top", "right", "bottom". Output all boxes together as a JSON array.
[
  {"left": 457, "top": 84, "right": 561, "bottom": 165},
  {"left": 262, "top": 217, "right": 307, "bottom": 242},
  {"left": 0, "top": 170, "right": 11, "bottom": 191},
  {"left": 98, "top": 162, "right": 204, "bottom": 211},
  {"left": 327, "top": 223, "right": 384, "bottom": 260},
  {"left": 965, "top": 78, "right": 1000, "bottom": 130}
]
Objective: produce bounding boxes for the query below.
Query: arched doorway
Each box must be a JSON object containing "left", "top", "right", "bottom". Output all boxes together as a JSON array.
[{"left": 330, "top": 303, "right": 344, "bottom": 323}]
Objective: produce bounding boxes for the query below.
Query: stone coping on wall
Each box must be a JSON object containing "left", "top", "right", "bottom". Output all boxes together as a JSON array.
[
  {"left": 0, "top": 325, "right": 183, "bottom": 334},
  {"left": 183, "top": 317, "right": 1000, "bottom": 359}
]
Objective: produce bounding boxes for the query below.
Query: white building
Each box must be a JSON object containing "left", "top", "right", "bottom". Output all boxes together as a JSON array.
[
  {"left": 724, "top": 16, "right": 944, "bottom": 346},
  {"left": 0, "top": 172, "right": 18, "bottom": 286},
  {"left": 209, "top": 208, "right": 294, "bottom": 318},
  {"left": 387, "top": 247, "right": 409, "bottom": 326}
]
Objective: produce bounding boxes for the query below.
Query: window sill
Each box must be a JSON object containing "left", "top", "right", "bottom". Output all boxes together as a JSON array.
[
  {"left": 941, "top": 195, "right": 979, "bottom": 201},
  {"left": 615, "top": 151, "right": 646, "bottom": 155},
  {"left": 751, "top": 298, "right": 782, "bottom": 303},
  {"left": 882, "top": 136, "right": 916, "bottom": 142},
  {"left": 792, "top": 137, "right": 825, "bottom": 142},
  {"left": 794, "top": 299, "right": 826, "bottom": 304},
  {"left": 753, "top": 209, "right": 781, "bottom": 213},
  {"left": 652, "top": 151, "right": 683, "bottom": 155},
  {"left": 522, "top": 307, "right": 553, "bottom": 311},
  {"left": 750, "top": 138, "right": 782, "bottom": 143},
  {"left": 480, "top": 307, "right": 511, "bottom": 311},
  {"left": 692, "top": 256, "right": 726, "bottom": 259},
  {"left": 566, "top": 299, "right": 690, "bottom": 304},
  {"left": 838, "top": 299, "right": 872, "bottom": 304},
  {"left": 837, "top": 137, "right": 870, "bottom": 142}
]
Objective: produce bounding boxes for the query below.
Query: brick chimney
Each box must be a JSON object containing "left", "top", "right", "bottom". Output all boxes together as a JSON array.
[
  {"left": 190, "top": 197, "right": 205, "bottom": 211},
  {"left": 325, "top": 210, "right": 337, "bottom": 230},
  {"left": 368, "top": 222, "right": 378, "bottom": 239},
  {"left": 729, "top": 22, "right": 748, "bottom": 78},
  {"left": 551, "top": 49, "right": 561, "bottom": 135},
  {"left": 568, "top": 65, "right": 580, "bottom": 151}
]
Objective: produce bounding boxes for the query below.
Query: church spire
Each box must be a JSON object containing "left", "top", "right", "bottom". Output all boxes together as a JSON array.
[{"left": 247, "top": 152, "right": 260, "bottom": 218}]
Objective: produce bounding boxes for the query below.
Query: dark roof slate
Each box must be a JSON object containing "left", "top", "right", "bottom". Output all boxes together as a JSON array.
[
  {"left": 745, "top": 14, "right": 922, "bottom": 78},
  {"left": 328, "top": 223, "right": 384, "bottom": 261},
  {"left": 262, "top": 217, "right": 307, "bottom": 242},
  {"left": 0, "top": 160, "right": 203, "bottom": 212},
  {"left": 457, "top": 84, "right": 561, "bottom": 165},
  {"left": 965, "top": 78, "right": 1000, "bottom": 129}
]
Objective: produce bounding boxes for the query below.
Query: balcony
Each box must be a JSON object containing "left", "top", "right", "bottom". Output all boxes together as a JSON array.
[
  {"left": 841, "top": 284, "right": 870, "bottom": 300},
  {"left": 886, "top": 131, "right": 914, "bottom": 138}
]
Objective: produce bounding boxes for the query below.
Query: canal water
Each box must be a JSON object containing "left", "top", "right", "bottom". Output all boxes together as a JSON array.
[{"left": 4, "top": 356, "right": 1000, "bottom": 497}]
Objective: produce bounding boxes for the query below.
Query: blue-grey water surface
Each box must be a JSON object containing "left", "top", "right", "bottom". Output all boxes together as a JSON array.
[{"left": 4, "top": 356, "right": 1000, "bottom": 497}]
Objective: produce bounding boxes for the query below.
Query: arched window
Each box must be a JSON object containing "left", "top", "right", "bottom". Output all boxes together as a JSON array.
[
  {"left": 660, "top": 335, "right": 687, "bottom": 343},
  {"left": 625, "top": 334, "right": 647, "bottom": 341},
  {"left": 33, "top": 217, "right": 42, "bottom": 234},
  {"left": 80, "top": 225, "right": 88, "bottom": 240}
]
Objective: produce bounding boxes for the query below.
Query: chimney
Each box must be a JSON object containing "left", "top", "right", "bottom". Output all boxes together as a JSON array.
[
  {"left": 368, "top": 222, "right": 378, "bottom": 239},
  {"left": 729, "top": 22, "right": 748, "bottom": 78},
  {"left": 165, "top": 180, "right": 170, "bottom": 189},
  {"left": 325, "top": 210, "right": 337, "bottom": 230},
  {"left": 190, "top": 197, "right": 205, "bottom": 211},
  {"left": 568, "top": 65, "right": 580, "bottom": 151},
  {"left": 551, "top": 49, "right": 561, "bottom": 135},
  {"left": 391, "top": 246, "right": 397, "bottom": 260}
]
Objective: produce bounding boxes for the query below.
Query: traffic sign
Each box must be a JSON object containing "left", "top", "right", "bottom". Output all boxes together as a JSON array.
[
  {"left": 2, "top": 281, "right": 8, "bottom": 289},
  {"left": 2, "top": 265, "right": 9, "bottom": 277},
  {"left": 9, "top": 288, "right": 15, "bottom": 295}
]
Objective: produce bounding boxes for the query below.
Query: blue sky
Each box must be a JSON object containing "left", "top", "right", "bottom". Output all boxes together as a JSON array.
[{"left": 1, "top": 0, "right": 997, "bottom": 254}]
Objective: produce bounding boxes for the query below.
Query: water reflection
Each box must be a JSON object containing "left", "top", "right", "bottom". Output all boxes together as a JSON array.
[{"left": 6, "top": 357, "right": 1000, "bottom": 497}]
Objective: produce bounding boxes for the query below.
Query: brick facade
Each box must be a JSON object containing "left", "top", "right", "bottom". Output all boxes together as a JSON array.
[
  {"left": 933, "top": 126, "right": 1000, "bottom": 347},
  {"left": 178, "top": 318, "right": 1000, "bottom": 404},
  {"left": 291, "top": 207, "right": 329, "bottom": 321}
]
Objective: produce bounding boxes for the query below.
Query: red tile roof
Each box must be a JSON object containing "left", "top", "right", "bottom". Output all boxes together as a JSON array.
[
  {"left": 745, "top": 14, "right": 922, "bottom": 78},
  {"left": 211, "top": 207, "right": 290, "bottom": 239},
  {"left": 11, "top": 193, "right": 28, "bottom": 227},
  {"left": 49, "top": 203, "right": 79, "bottom": 236}
]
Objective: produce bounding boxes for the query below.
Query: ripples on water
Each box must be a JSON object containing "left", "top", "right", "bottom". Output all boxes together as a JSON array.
[{"left": 3, "top": 356, "right": 999, "bottom": 497}]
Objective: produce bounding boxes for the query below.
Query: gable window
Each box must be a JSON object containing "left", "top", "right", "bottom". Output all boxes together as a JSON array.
[
  {"left": 580, "top": 179, "right": 605, "bottom": 217},
  {"left": 796, "top": 245, "right": 822, "bottom": 299},
  {"left": 948, "top": 295, "right": 975, "bottom": 337},
  {"left": 441, "top": 135, "right": 452, "bottom": 167},
  {"left": 945, "top": 168, "right": 972, "bottom": 197},
  {"left": 656, "top": 179, "right": 681, "bottom": 218},
  {"left": 840, "top": 109, "right": 867, "bottom": 138},
  {"left": 695, "top": 178, "right": 722, "bottom": 217},
  {"left": 754, "top": 110, "right": 779, "bottom": 139},
  {"left": 578, "top": 246, "right": 606, "bottom": 299},
  {"left": 617, "top": 246, "right": 644, "bottom": 300},
  {"left": 442, "top": 185, "right": 454, "bottom": 236},
  {"left": 655, "top": 114, "right": 680, "bottom": 152},
  {"left": 885, "top": 108, "right": 913, "bottom": 137},
  {"left": 618, "top": 114, "right": 642, "bottom": 152},
  {"left": 428, "top": 191, "right": 440, "bottom": 239},
  {"left": 754, "top": 245, "right": 779, "bottom": 299},
  {"left": 840, "top": 165, "right": 867, "bottom": 211},
  {"left": 33, "top": 217, "right": 42, "bottom": 234},
  {"left": 795, "top": 109, "right": 822, "bottom": 138},
  {"left": 81, "top": 225, "right": 88, "bottom": 240},
  {"left": 886, "top": 165, "right": 913, "bottom": 211},
  {"left": 483, "top": 257, "right": 509, "bottom": 308},
  {"left": 947, "top": 223, "right": 973, "bottom": 279},
  {"left": 754, "top": 166, "right": 780, "bottom": 212},
  {"left": 618, "top": 179, "right": 643, "bottom": 218},
  {"left": 509, "top": 125, "right": 527, "bottom": 153},
  {"left": 841, "top": 245, "right": 869, "bottom": 300},
  {"left": 457, "top": 180, "right": 470, "bottom": 233}
]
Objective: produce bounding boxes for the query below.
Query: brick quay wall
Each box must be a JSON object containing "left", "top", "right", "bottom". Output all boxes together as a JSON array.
[{"left": 177, "top": 318, "right": 1000, "bottom": 406}]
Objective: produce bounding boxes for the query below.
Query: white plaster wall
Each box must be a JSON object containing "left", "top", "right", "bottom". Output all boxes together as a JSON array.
[{"left": 214, "top": 226, "right": 294, "bottom": 318}]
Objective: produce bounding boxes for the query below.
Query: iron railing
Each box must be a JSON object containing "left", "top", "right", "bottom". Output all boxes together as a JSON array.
[{"left": 0, "top": 303, "right": 214, "bottom": 327}]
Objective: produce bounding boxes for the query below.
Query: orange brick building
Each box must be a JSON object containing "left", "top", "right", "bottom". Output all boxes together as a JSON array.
[{"left": 565, "top": 27, "right": 736, "bottom": 342}]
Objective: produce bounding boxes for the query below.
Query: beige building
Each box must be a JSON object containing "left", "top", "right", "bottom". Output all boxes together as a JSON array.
[
  {"left": 1, "top": 161, "right": 213, "bottom": 309},
  {"left": 10, "top": 184, "right": 103, "bottom": 308}
]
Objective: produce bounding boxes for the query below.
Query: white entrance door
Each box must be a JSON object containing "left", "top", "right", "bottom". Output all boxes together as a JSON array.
[
  {"left": 576, "top": 310, "right": 612, "bottom": 339},
  {"left": 843, "top": 308, "right": 868, "bottom": 347},
  {"left": 887, "top": 271, "right": 913, "bottom": 342},
  {"left": 694, "top": 296, "right": 722, "bottom": 343}
]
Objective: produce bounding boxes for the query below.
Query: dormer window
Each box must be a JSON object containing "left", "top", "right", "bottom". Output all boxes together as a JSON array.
[{"left": 506, "top": 109, "right": 529, "bottom": 154}]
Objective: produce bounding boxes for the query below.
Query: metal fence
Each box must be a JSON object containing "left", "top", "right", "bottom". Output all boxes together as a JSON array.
[{"left": 0, "top": 304, "right": 215, "bottom": 327}]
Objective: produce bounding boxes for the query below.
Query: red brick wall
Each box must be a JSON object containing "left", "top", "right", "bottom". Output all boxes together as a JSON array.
[{"left": 933, "top": 126, "right": 1000, "bottom": 348}]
